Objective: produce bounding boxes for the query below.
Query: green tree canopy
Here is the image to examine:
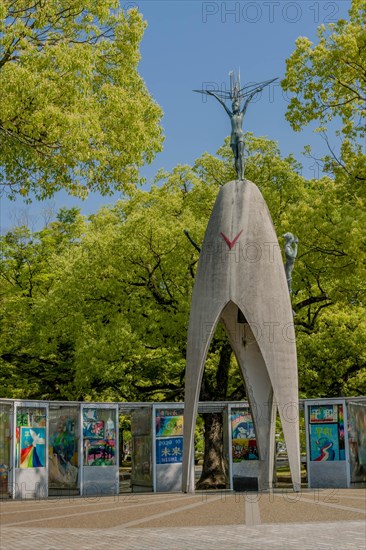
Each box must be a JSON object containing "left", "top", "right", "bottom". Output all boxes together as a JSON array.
[
  {"left": 0, "top": 1, "right": 163, "bottom": 200},
  {"left": 1, "top": 135, "right": 365, "bottom": 403},
  {"left": 282, "top": 0, "right": 366, "bottom": 191},
  {"left": 281, "top": 0, "right": 366, "bottom": 395}
]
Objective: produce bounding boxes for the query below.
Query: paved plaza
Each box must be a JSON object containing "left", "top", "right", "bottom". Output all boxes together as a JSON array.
[{"left": 0, "top": 488, "right": 365, "bottom": 549}]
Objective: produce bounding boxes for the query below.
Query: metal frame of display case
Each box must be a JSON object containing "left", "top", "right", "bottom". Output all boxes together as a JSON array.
[
  {"left": 305, "top": 398, "right": 351, "bottom": 488},
  {"left": 11, "top": 400, "right": 49, "bottom": 499},
  {"left": 79, "top": 403, "right": 119, "bottom": 497}
]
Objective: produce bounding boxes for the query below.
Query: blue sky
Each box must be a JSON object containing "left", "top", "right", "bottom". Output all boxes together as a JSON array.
[{"left": 0, "top": 0, "right": 351, "bottom": 232}]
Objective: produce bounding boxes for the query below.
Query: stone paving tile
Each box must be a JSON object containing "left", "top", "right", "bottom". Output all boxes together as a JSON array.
[
  {"left": 136, "top": 494, "right": 245, "bottom": 528},
  {"left": 1, "top": 490, "right": 365, "bottom": 549},
  {"left": 335, "top": 497, "right": 366, "bottom": 509},
  {"left": 1, "top": 521, "right": 365, "bottom": 550},
  {"left": 258, "top": 492, "right": 365, "bottom": 524},
  {"left": 1, "top": 495, "right": 204, "bottom": 530}
]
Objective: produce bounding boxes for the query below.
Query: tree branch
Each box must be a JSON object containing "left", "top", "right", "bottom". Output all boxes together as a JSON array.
[
  {"left": 293, "top": 294, "right": 330, "bottom": 313},
  {"left": 183, "top": 230, "right": 201, "bottom": 253}
]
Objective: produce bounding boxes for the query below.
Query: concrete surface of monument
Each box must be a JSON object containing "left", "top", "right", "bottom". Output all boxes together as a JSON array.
[{"left": 182, "top": 179, "right": 301, "bottom": 492}]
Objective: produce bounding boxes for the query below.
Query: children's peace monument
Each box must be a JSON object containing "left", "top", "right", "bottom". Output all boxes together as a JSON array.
[{"left": 182, "top": 73, "right": 301, "bottom": 492}]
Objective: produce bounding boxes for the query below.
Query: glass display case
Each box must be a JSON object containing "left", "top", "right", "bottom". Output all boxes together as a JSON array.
[
  {"left": 308, "top": 403, "right": 346, "bottom": 462},
  {"left": 0, "top": 404, "right": 12, "bottom": 497},
  {"left": 82, "top": 407, "right": 116, "bottom": 466},
  {"left": 154, "top": 405, "right": 184, "bottom": 492},
  {"left": 80, "top": 404, "right": 119, "bottom": 496},
  {"left": 305, "top": 399, "right": 350, "bottom": 488},
  {"left": 13, "top": 402, "right": 49, "bottom": 499},
  {"left": 230, "top": 406, "right": 259, "bottom": 462},
  {"left": 228, "top": 403, "right": 260, "bottom": 491},
  {"left": 347, "top": 401, "right": 366, "bottom": 483},
  {"left": 16, "top": 407, "right": 47, "bottom": 468},
  {"left": 49, "top": 405, "right": 79, "bottom": 492},
  {"left": 131, "top": 407, "right": 153, "bottom": 492}
]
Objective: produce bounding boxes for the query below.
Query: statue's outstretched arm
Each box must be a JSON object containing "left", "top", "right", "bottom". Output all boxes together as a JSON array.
[
  {"left": 240, "top": 78, "right": 277, "bottom": 114},
  {"left": 241, "top": 87, "right": 262, "bottom": 114},
  {"left": 206, "top": 91, "right": 232, "bottom": 117}
]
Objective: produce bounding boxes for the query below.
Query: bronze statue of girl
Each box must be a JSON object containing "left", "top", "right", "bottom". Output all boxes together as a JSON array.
[{"left": 194, "top": 72, "right": 277, "bottom": 180}]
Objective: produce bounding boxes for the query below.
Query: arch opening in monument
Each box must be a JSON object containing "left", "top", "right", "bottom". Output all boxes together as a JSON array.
[
  {"left": 182, "top": 292, "right": 301, "bottom": 493},
  {"left": 182, "top": 299, "right": 277, "bottom": 492}
]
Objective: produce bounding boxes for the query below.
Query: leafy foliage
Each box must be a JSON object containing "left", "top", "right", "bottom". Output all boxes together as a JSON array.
[
  {"left": 1, "top": 135, "right": 365, "bottom": 402},
  {"left": 281, "top": 0, "right": 366, "bottom": 396},
  {"left": 282, "top": 0, "right": 366, "bottom": 193},
  {"left": 0, "top": 1, "right": 163, "bottom": 199}
]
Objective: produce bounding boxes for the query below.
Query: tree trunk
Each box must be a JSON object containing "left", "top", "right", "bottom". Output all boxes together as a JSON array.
[
  {"left": 196, "top": 336, "right": 233, "bottom": 489},
  {"left": 196, "top": 412, "right": 227, "bottom": 489}
]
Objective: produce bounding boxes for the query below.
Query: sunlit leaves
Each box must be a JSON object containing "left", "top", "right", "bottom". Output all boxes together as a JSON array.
[
  {"left": 0, "top": 2, "right": 163, "bottom": 199},
  {"left": 1, "top": 136, "right": 365, "bottom": 399},
  {"left": 282, "top": 0, "right": 366, "bottom": 199}
]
